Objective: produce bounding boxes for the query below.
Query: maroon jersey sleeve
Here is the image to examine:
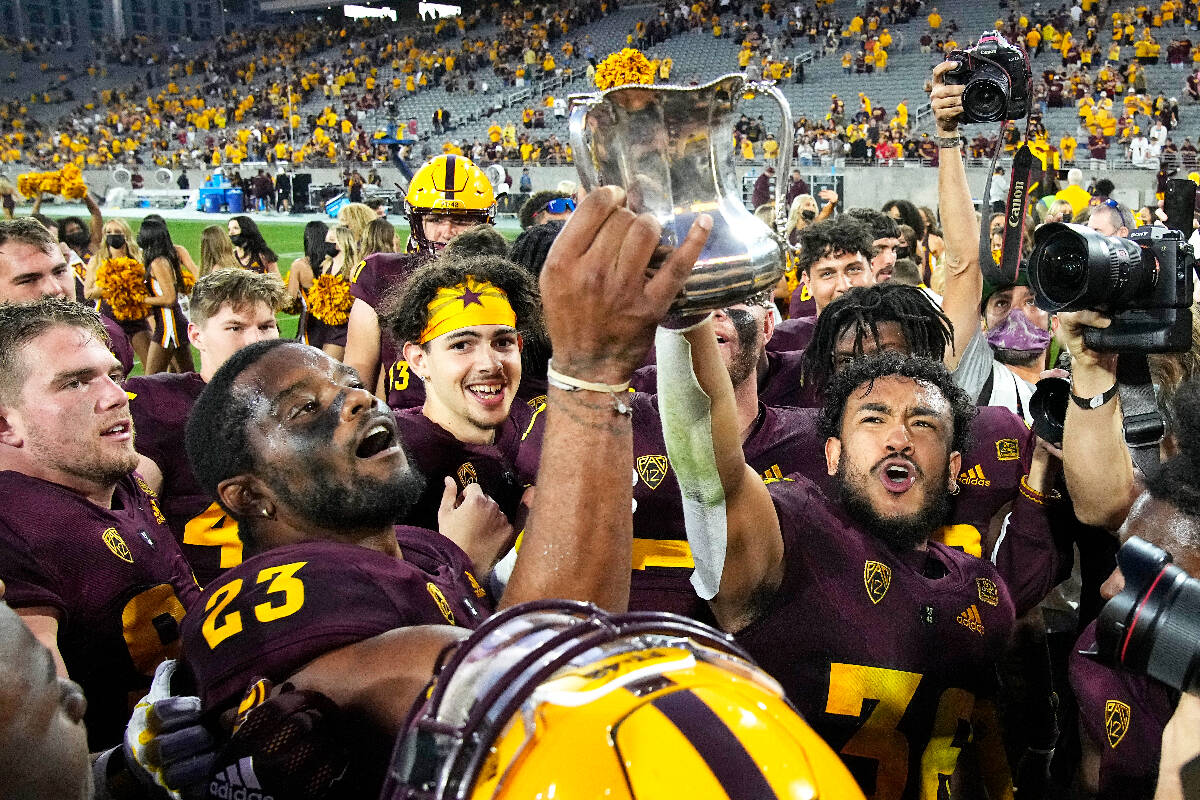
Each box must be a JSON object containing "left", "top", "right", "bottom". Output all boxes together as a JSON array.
[
  {"left": 0, "top": 472, "right": 200, "bottom": 749},
  {"left": 183, "top": 534, "right": 489, "bottom": 712},
  {"left": 1070, "top": 620, "right": 1179, "bottom": 800}
]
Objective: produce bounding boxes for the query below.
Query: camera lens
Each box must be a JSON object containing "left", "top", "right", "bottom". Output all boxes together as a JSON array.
[
  {"left": 1030, "top": 227, "right": 1089, "bottom": 307},
  {"left": 1028, "top": 223, "right": 1150, "bottom": 311},
  {"left": 1097, "top": 536, "right": 1200, "bottom": 696},
  {"left": 963, "top": 64, "right": 1011, "bottom": 123}
]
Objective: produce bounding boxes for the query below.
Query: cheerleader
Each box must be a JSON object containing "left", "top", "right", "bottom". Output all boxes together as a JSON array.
[
  {"left": 85, "top": 218, "right": 150, "bottom": 368},
  {"left": 138, "top": 218, "right": 194, "bottom": 375}
]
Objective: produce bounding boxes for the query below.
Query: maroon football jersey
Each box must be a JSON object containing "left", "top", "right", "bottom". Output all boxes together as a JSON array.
[
  {"left": 395, "top": 405, "right": 531, "bottom": 532},
  {"left": 1069, "top": 620, "right": 1178, "bottom": 800},
  {"left": 514, "top": 395, "right": 815, "bottom": 622},
  {"left": 0, "top": 471, "right": 201, "bottom": 749},
  {"left": 738, "top": 476, "right": 1015, "bottom": 800},
  {"left": 631, "top": 349, "right": 812, "bottom": 407},
  {"left": 126, "top": 372, "right": 239, "bottom": 588},
  {"left": 182, "top": 526, "right": 490, "bottom": 712},
  {"left": 101, "top": 314, "right": 135, "bottom": 377},
  {"left": 350, "top": 252, "right": 429, "bottom": 409}
]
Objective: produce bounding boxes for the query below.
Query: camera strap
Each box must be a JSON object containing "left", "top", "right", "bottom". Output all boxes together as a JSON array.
[
  {"left": 1117, "top": 353, "right": 1164, "bottom": 475},
  {"left": 977, "top": 139, "right": 1034, "bottom": 285}
]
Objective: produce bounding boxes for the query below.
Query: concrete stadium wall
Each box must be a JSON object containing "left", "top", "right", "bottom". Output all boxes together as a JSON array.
[{"left": 11, "top": 163, "right": 1160, "bottom": 215}]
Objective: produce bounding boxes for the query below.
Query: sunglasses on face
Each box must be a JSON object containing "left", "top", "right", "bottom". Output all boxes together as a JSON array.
[{"left": 545, "top": 197, "right": 576, "bottom": 214}]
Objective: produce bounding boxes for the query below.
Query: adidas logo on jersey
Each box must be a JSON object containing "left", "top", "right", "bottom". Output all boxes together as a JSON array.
[
  {"left": 957, "top": 604, "right": 985, "bottom": 635},
  {"left": 958, "top": 464, "right": 991, "bottom": 487},
  {"left": 209, "top": 757, "right": 274, "bottom": 800}
]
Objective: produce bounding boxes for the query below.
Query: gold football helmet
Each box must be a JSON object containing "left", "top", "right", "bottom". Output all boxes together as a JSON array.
[
  {"left": 382, "top": 601, "right": 863, "bottom": 800},
  {"left": 404, "top": 154, "right": 496, "bottom": 254}
]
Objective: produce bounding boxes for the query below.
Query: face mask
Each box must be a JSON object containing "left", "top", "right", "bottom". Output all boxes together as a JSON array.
[
  {"left": 106, "top": 234, "right": 126, "bottom": 250},
  {"left": 64, "top": 231, "right": 90, "bottom": 250},
  {"left": 801, "top": 209, "right": 817, "bottom": 221},
  {"left": 230, "top": 233, "right": 247, "bottom": 247},
  {"left": 986, "top": 308, "right": 1052, "bottom": 353},
  {"left": 323, "top": 243, "right": 340, "bottom": 260}
]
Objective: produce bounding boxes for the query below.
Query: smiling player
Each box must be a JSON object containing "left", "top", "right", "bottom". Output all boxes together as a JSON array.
[{"left": 384, "top": 253, "right": 546, "bottom": 534}]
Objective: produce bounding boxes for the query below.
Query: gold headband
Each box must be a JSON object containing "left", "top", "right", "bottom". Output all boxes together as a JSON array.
[{"left": 419, "top": 276, "right": 517, "bottom": 344}]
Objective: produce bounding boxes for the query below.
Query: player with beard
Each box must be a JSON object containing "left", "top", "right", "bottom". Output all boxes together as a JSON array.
[
  {"left": 0, "top": 218, "right": 133, "bottom": 375},
  {"left": 126, "top": 269, "right": 286, "bottom": 586},
  {"left": 0, "top": 298, "right": 200, "bottom": 749},
  {"left": 660, "top": 323, "right": 1018, "bottom": 797},
  {"left": 344, "top": 155, "right": 496, "bottom": 410},
  {"left": 175, "top": 186, "right": 712, "bottom": 795},
  {"left": 382, "top": 253, "right": 546, "bottom": 534}
]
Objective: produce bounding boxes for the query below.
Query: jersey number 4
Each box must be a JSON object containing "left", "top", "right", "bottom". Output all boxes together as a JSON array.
[
  {"left": 201, "top": 561, "right": 308, "bottom": 649},
  {"left": 826, "top": 663, "right": 975, "bottom": 800}
]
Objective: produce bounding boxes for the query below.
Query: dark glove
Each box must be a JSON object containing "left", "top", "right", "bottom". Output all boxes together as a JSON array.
[{"left": 205, "top": 681, "right": 350, "bottom": 800}]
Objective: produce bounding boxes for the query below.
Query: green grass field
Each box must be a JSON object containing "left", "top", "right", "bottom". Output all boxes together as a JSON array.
[{"left": 113, "top": 213, "right": 525, "bottom": 374}]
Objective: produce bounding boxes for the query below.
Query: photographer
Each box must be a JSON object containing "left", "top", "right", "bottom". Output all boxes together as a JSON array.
[
  {"left": 930, "top": 59, "right": 1055, "bottom": 420},
  {"left": 1067, "top": 376, "right": 1200, "bottom": 799}
]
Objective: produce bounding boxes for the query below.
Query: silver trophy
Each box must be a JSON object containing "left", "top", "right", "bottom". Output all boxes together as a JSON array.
[{"left": 569, "top": 73, "right": 794, "bottom": 313}]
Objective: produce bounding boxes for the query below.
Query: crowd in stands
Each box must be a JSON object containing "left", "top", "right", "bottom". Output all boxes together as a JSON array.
[
  {"left": 0, "top": 0, "right": 616, "bottom": 172},
  {"left": 4, "top": 0, "right": 1200, "bottom": 173}
]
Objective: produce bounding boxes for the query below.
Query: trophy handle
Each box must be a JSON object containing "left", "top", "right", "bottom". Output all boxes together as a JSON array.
[
  {"left": 568, "top": 97, "right": 601, "bottom": 192},
  {"left": 741, "top": 79, "right": 794, "bottom": 242}
]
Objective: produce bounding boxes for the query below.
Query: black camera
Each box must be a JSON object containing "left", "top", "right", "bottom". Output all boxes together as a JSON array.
[
  {"left": 945, "top": 31, "right": 1033, "bottom": 123},
  {"left": 1028, "top": 223, "right": 1195, "bottom": 353},
  {"left": 1096, "top": 536, "right": 1200, "bottom": 696}
]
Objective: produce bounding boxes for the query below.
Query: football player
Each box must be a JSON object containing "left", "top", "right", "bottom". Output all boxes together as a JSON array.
[
  {"left": 661, "top": 310, "right": 1024, "bottom": 798},
  {"left": 771, "top": 215, "right": 877, "bottom": 352},
  {"left": 563, "top": 284, "right": 1060, "bottom": 623},
  {"left": 0, "top": 217, "right": 133, "bottom": 375},
  {"left": 176, "top": 187, "right": 712, "bottom": 793},
  {"left": 384, "top": 252, "right": 546, "bottom": 534},
  {"left": 126, "top": 268, "right": 287, "bottom": 586},
  {"left": 344, "top": 154, "right": 496, "bottom": 409},
  {"left": 0, "top": 298, "right": 200, "bottom": 749}
]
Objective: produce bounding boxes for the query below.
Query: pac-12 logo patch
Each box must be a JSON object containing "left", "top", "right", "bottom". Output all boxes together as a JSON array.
[
  {"left": 863, "top": 560, "right": 892, "bottom": 604},
  {"left": 456, "top": 462, "right": 478, "bottom": 487},
  {"left": 102, "top": 528, "right": 134, "bottom": 563},
  {"left": 426, "top": 582, "right": 456, "bottom": 625},
  {"left": 1105, "top": 700, "right": 1131, "bottom": 748},
  {"left": 995, "top": 438, "right": 1021, "bottom": 461},
  {"left": 976, "top": 577, "right": 1000, "bottom": 606},
  {"left": 637, "top": 455, "right": 669, "bottom": 490}
]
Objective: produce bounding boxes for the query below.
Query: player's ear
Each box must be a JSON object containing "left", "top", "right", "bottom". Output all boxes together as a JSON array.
[
  {"left": 824, "top": 436, "right": 842, "bottom": 477},
  {"left": 218, "top": 475, "right": 274, "bottom": 523},
  {"left": 187, "top": 321, "right": 202, "bottom": 349},
  {"left": 0, "top": 405, "right": 23, "bottom": 449},
  {"left": 403, "top": 341, "right": 429, "bottom": 382},
  {"left": 947, "top": 450, "right": 962, "bottom": 492},
  {"left": 761, "top": 304, "right": 776, "bottom": 344}
]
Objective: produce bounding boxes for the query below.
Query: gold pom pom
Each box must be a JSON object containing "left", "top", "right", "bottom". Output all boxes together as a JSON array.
[
  {"left": 593, "top": 48, "right": 657, "bottom": 90},
  {"left": 306, "top": 274, "right": 354, "bottom": 326},
  {"left": 96, "top": 257, "right": 150, "bottom": 321}
]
